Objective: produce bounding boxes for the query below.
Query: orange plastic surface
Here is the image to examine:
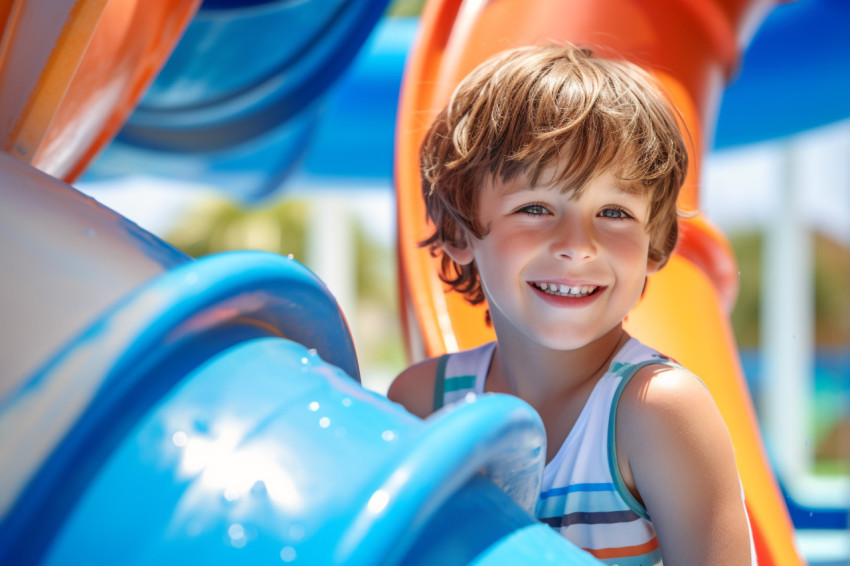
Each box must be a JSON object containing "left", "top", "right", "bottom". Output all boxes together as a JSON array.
[
  {"left": 0, "top": 0, "right": 200, "bottom": 182},
  {"left": 394, "top": 0, "right": 800, "bottom": 563}
]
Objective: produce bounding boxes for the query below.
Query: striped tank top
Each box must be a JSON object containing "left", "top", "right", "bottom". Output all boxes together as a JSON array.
[{"left": 434, "top": 338, "right": 674, "bottom": 565}]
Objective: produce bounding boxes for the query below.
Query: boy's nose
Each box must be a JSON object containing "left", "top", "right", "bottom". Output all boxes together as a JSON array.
[{"left": 550, "top": 219, "right": 597, "bottom": 261}]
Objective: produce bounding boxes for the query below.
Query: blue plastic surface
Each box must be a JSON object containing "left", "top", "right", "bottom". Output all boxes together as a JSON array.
[
  {"left": 0, "top": 156, "right": 603, "bottom": 565},
  {"left": 16, "top": 337, "right": 599, "bottom": 565},
  {"left": 118, "top": 0, "right": 392, "bottom": 152},
  {"left": 8, "top": 0, "right": 848, "bottom": 562},
  {"left": 0, "top": 251, "right": 359, "bottom": 563},
  {"left": 85, "top": 14, "right": 410, "bottom": 200},
  {"left": 471, "top": 523, "right": 604, "bottom": 566},
  {"left": 0, "top": 151, "right": 190, "bottom": 385},
  {"left": 40, "top": 337, "right": 409, "bottom": 565}
]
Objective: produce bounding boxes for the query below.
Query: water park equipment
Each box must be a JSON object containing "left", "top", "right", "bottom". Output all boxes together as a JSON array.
[
  {"left": 0, "top": 0, "right": 603, "bottom": 563},
  {"left": 0, "top": 0, "right": 201, "bottom": 181},
  {"left": 84, "top": 0, "right": 396, "bottom": 201},
  {"left": 2, "top": 0, "right": 846, "bottom": 563},
  {"left": 3, "top": 147, "right": 602, "bottom": 563}
]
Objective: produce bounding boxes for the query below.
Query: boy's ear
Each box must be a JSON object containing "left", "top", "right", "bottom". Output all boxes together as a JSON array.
[
  {"left": 646, "top": 255, "right": 663, "bottom": 275},
  {"left": 442, "top": 240, "right": 474, "bottom": 266}
]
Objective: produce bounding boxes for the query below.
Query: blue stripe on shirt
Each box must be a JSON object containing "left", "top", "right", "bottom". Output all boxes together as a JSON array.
[
  {"left": 540, "top": 482, "right": 616, "bottom": 498},
  {"left": 537, "top": 487, "right": 630, "bottom": 518}
]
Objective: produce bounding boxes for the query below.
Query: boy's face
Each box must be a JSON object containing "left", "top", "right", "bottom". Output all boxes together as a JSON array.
[{"left": 444, "top": 166, "right": 659, "bottom": 351}]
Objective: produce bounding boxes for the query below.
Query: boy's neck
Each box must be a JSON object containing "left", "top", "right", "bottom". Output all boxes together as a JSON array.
[{"left": 488, "top": 324, "right": 630, "bottom": 407}]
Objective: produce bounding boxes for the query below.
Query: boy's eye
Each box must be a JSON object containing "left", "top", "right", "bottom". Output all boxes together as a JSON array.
[
  {"left": 517, "top": 203, "right": 550, "bottom": 215},
  {"left": 599, "top": 207, "right": 631, "bottom": 219}
]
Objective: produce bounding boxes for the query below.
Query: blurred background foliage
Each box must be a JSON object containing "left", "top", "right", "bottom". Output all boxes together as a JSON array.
[
  {"left": 729, "top": 230, "right": 850, "bottom": 348},
  {"left": 164, "top": 196, "right": 407, "bottom": 388},
  {"left": 385, "top": 0, "right": 426, "bottom": 17},
  {"left": 729, "top": 229, "right": 850, "bottom": 473}
]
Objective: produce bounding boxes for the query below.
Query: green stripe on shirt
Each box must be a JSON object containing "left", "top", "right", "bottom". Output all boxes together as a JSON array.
[{"left": 444, "top": 374, "right": 476, "bottom": 392}]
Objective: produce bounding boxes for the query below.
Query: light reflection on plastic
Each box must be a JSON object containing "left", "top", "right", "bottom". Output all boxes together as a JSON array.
[
  {"left": 228, "top": 522, "right": 246, "bottom": 548},
  {"left": 175, "top": 418, "right": 302, "bottom": 511},
  {"left": 172, "top": 430, "right": 188, "bottom": 447},
  {"left": 367, "top": 489, "right": 389, "bottom": 514},
  {"left": 280, "top": 546, "right": 297, "bottom": 562}
]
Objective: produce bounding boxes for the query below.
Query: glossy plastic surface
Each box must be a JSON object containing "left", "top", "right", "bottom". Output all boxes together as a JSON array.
[
  {"left": 83, "top": 0, "right": 392, "bottom": 202},
  {"left": 0, "top": 152, "right": 595, "bottom": 564},
  {"left": 0, "top": 246, "right": 359, "bottom": 562},
  {"left": 0, "top": 151, "right": 189, "bottom": 395},
  {"left": 27, "top": 337, "right": 588, "bottom": 565},
  {"left": 0, "top": 0, "right": 200, "bottom": 181}
]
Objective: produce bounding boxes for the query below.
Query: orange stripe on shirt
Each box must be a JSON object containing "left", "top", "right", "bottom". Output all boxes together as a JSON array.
[{"left": 585, "top": 536, "right": 659, "bottom": 559}]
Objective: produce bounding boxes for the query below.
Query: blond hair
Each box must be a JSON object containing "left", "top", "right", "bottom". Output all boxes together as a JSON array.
[{"left": 420, "top": 44, "right": 689, "bottom": 307}]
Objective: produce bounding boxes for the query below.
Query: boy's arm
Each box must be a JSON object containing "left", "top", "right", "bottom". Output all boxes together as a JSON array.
[
  {"left": 617, "top": 366, "right": 754, "bottom": 565},
  {"left": 386, "top": 357, "right": 441, "bottom": 419}
]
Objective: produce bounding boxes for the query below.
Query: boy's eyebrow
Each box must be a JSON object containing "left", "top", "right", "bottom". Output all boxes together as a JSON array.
[
  {"left": 493, "top": 171, "right": 645, "bottom": 196},
  {"left": 502, "top": 184, "right": 563, "bottom": 196},
  {"left": 612, "top": 177, "right": 645, "bottom": 195}
]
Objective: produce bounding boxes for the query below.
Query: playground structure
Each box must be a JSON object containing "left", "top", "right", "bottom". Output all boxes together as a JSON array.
[{"left": 1, "top": 0, "right": 847, "bottom": 563}]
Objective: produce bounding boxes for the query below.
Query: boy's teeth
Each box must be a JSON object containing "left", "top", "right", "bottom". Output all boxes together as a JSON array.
[{"left": 536, "top": 282, "right": 596, "bottom": 297}]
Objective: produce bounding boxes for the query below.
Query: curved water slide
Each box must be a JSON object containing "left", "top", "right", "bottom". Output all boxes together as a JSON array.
[
  {"left": 2, "top": 144, "right": 600, "bottom": 564},
  {"left": 395, "top": 0, "right": 801, "bottom": 564},
  {"left": 0, "top": 1, "right": 604, "bottom": 564}
]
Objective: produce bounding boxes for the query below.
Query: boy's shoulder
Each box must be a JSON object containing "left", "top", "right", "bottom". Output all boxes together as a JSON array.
[
  {"left": 616, "top": 360, "right": 727, "bottom": 485},
  {"left": 387, "top": 342, "right": 496, "bottom": 418},
  {"left": 614, "top": 362, "right": 751, "bottom": 561},
  {"left": 620, "top": 361, "right": 707, "bottom": 420},
  {"left": 387, "top": 356, "right": 442, "bottom": 419}
]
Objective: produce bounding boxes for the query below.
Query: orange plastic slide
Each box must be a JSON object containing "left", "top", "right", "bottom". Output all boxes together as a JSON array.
[
  {"left": 0, "top": 0, "right": 199, "bottom": 181},
  {"left": 395, "top": 0, "right": 802, "bottom": 564}
]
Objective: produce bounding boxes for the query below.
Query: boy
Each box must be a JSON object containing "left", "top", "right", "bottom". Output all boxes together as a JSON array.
[{"left": 388, "top": 45, "right": 754, "bottom": 564}]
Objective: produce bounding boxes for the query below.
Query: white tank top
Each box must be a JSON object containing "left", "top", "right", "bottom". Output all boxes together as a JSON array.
[{"left": 434, "top": 338, "right": 677, "bottom": 564}]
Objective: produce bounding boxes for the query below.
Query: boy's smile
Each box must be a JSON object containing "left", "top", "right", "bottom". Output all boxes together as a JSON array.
[
  {"left": 444, "top": 166, "right": 659, "bottom": 352},
  {"left": 528, "top": 280, "right": 605, "bottom": 305},
  {"left": 530, "top": 281, "right": 601, "bottom": 298}
]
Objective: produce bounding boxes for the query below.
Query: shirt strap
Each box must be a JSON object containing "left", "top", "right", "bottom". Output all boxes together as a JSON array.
[
  {"left": 432, "top": 354, "right": 449, "bottom": 412},
  {"left": 607, "top": 357, "right": 684, "bottom": 521}
]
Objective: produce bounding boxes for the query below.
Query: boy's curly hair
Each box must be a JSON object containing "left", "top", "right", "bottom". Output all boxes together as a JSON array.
[{"left": 419, "top": 44, "right": 689, "bottom": 307}]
